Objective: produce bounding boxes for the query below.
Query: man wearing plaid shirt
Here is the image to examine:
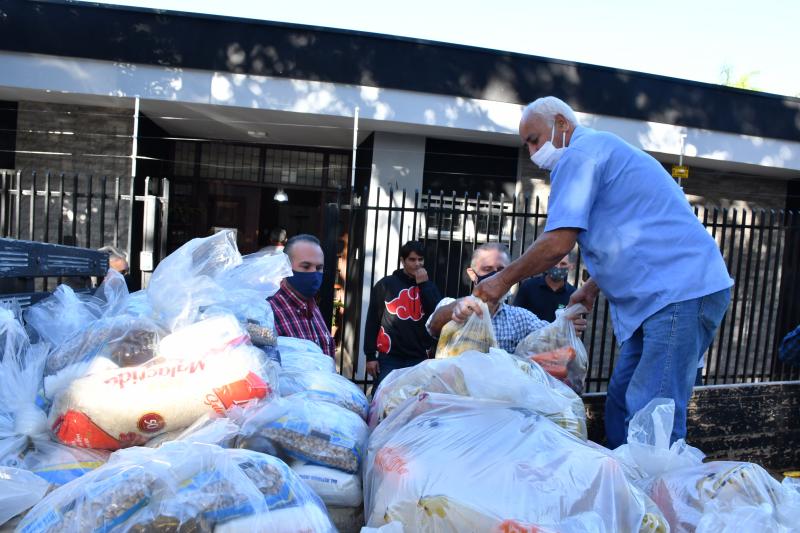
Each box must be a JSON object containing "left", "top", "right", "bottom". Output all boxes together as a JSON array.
[
  {"left": 427, "top": 243, "right": 586, "bottom": 353},
  {"left": 269, "top": 234, "right": 336, "bottom": 357}
]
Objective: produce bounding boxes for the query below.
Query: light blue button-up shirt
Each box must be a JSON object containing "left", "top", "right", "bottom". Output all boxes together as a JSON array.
[{"left": 544, "top": 126, "right": 733, "bottom": 343}]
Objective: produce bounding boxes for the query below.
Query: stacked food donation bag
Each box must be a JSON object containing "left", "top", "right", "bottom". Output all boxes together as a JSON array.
[
  {"left": 0, "top": 230, "right": 371, "bottom": 532},
  {"left": 363, "top": 306, "right": 800, "bottom": 533}
]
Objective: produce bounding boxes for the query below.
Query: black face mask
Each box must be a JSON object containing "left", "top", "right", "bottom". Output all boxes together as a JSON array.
[{"left": 475, "top": 270, "right": 497, "bottom": 284}]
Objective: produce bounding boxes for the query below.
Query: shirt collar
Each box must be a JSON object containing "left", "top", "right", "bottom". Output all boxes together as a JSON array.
[{"left": 569, "top": 125, "right": 588, "bottom": 145}]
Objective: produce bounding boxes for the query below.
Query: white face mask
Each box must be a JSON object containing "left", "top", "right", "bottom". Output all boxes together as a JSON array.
[{"left": 530, "top": 123, "right": 567, "bottom": 171}]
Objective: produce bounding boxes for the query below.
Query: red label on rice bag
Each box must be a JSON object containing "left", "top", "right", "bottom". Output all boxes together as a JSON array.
[
  {"left": 209, "top": 371, "right": 270, "bottom": 414},
  {"left": 52, "top": 410, "right": 127, "bottom": 450}
]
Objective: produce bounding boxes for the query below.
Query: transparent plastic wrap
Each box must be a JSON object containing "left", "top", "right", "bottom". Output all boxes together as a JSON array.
[
  {"left": 0, "top": 466, "right": 49, "bottom": 527},
  {"left": 651, "top": 461, "right": 797, "bottom": 533},
  {"left": 280, "top": 370, "right": 369, "bottom": 420},
  {"left": 279, "top": 336, "right": 336, "bottom": 373},
  {"left": 146, "top": 231, "right": 242, "bottom": 331},
  {"left": 48, "top": 342, "right": 276, "bottom": 450},
  {"left": 0, "top": 305, "right": 49, "bottom": 466},
  {"left": 237, "top": 396, "right": 369, "bottom": 474},
  {"left": 369, "top": 349, "right": 587, "bottom": 440},
  {"left": 217, "top": 251, "right": 292, "bottom": 295},
  {"left": 435, "top": 300, "right": 497, "bottom": 358},
  {"left": 613, "top": 398, "right": 705, "bottom": 490},
  {"left": 364, "top": 393, "right": 666, "bottom": 533},
  {"left": 42, "top": 315, "right": 166, "bottom": 398},
  {"left": 514, "top": 303, "right": 589, "bottom": 393},
  {"left": 17, "top": 441, "right": 336, "bottom": 533}
]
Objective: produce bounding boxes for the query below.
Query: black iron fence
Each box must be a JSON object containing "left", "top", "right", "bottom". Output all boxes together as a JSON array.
[
  {"left": 0, "top": 170, "right": 169, "bottom": 291},
  {"left": 333, "top": 187, "right": 800, "bottom": 391}
]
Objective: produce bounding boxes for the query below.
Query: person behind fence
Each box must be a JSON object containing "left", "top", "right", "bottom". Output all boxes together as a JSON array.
[
  {"left": 514, "top": 252, "right": 577, "bottom": 322},
  {"left": 363, "top": 241, "right": 443, "bottom": 385},
  {"left": 779, "top": 324, "right": 800, "bottom": 368},
  {"left": 97, "top": 245, "right": 132, "bottom": 290},
  {"left": 472, "top": 96, "right": 733, "bottom": 449},
  {"left": 427, "top": 242, "right": 586, "bottom": 353},
  {"left": 261, "top": 228, "right": 288, "bottom": 255},
  {"left": 268, "top": 234, "right": 336, "bottom": 357}
]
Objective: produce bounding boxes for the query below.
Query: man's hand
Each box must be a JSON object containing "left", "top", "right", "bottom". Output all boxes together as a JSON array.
[
  {"left": 473, "top": 273, "right": 511, "bottom": 307},
  {"left": 452, "top": 296, "right": 484, "bottom": 324},
  {"left": 568, "top": 279, "right": 599, "bottom": 313},
  {"left": 414, "top": 267, "right": 429, "bottom": 284},
  {"left": 366, "top": 360, "right": 379, "bottom": 379}
]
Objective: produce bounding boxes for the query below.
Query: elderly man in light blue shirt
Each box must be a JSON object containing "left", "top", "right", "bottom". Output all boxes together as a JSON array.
[{"left": 475, "top": 96, "right": 732, "bottom": 448}]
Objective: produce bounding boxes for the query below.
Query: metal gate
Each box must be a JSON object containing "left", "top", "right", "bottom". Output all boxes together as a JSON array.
[
  {"left": 329, "top": 187, "right": 800, "bottom": 391},
  {"left": 0, "top": 170, "right": 169, "bottom": 290}
]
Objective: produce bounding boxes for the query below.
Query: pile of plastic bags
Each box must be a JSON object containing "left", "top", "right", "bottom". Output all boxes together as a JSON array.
[
  {"left": 364, "top": 309, "right": 800, "bottom": 533},
  {"left": 0, "top": 230, "right": 369, "bottom": 532}
]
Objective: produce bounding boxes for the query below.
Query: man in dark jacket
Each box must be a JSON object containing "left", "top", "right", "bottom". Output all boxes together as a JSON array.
[
  {"left": 513, "top": 252, "right": 577, "bottom": 322},
  {"left": 364, "top": 241, "right": 442, "bottom": 386}
]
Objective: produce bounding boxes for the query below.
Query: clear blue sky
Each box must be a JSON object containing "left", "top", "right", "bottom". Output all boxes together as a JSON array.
[{"left": 95, "top": 0, "right": 799, "bottom": 98}]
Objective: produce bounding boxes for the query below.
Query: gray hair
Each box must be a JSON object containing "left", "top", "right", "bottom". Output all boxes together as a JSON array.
[
  {"left": 522, "top": 96, "right": 579, "bottom": 128},
  {"left": 98, "top": 245, "right": 127, "bottom": 261},
  {"left": 470, "top": 242, "right": 509, "bottom": 269}
]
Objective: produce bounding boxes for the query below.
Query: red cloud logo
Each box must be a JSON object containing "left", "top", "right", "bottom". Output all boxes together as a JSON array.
[
  {"left": 386, "top": 287, "right": 423, "bottom": 321},
  {"left": 377, "top": 326, "right": 391, "bottom": 353}
]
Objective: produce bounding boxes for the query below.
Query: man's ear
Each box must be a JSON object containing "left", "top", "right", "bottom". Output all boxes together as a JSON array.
[{"left": 466, "top": 267, "right": 477, "bottom": 283}]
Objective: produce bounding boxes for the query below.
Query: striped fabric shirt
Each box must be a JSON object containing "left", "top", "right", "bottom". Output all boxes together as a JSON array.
[{"left": 269, "top": 281, "right": 336, "bottom": 358}]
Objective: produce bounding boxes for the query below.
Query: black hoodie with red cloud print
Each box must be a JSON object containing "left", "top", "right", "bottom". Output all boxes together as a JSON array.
[{"left": 364, "top": 268, "right": 442, "bottom": 363}]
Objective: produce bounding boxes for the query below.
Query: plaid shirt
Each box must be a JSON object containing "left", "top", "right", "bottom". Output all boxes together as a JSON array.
[
  {"left": 428, "top": 297, "right": 549, "bottom": 353},
  {"left": 269, "top": 281, "right": 336, "bottom": 358}
]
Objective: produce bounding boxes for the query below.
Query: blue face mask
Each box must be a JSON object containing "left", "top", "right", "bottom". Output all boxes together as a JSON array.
[{"left": 288, "top": 271, "right": 323, "bottom": 298}]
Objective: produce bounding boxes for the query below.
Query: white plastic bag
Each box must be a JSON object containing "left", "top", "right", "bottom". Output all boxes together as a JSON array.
[
  {"left": 0, "top": 305, "right": 49, "bottom": 464},
  {"left": 24, "top": 270, "right": 129, "bottom": 347},
  {"left": 0, "top": 466, "right": 49, "bottom": 526},
  {"left": 369, "top": 349, "right": 587, "bottom": 440},
  {"left": 365, "top": 393, "right": 666, "bottom": 532},
  {"left": 651, "top": 461, "right": 795, "bottom": 533},
  {"left": 292, "top": 460, "right": 363, "bottom": 507},
  {"left": 279, "top": 336, "right": 336, "bottom": 373},
  {"left": 18, "top": 441, "right": 336, "bottom": 533},
  {"left": 514, "top": 303, "right": 589, "bottom": 393},
  {"left": 237, "top": 396, "right": 369, "bottom": 474},
  {"left": 280, "top": 370, "right": 369, "bottom": 420},
  {"left": 435, "top": 300, "right": 496, "bottom": 358},
  {"left": 613, "top": 398, "right": 705, "bottom": 489},
  {"left": 146, "top": 231, "right": 242, "bottom": 331}
]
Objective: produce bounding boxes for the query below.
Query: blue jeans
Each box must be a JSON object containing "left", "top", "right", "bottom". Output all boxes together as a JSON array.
[{"left": 605, "top": 288, "right": 730, "bottom": 449}]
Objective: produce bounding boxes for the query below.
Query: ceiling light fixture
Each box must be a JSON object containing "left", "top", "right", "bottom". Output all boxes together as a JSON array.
[{"left": 273, "top": 188, "right": 288, "bottom": 202}]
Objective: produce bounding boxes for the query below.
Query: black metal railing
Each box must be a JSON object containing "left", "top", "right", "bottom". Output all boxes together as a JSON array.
[
  {"left": 332, "top": 187, "right": 800, "bottom": 391},
  {"left": 0, "top": 170, "right": 169, "bottom": 291}
]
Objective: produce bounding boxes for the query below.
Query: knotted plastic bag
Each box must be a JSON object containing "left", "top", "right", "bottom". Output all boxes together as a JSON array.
[
  {"left": 514, "top": 303, "right": 588, "bottom": 393},
  {"left": 435, "top": 300, "right": 496, "bottom": 358}
]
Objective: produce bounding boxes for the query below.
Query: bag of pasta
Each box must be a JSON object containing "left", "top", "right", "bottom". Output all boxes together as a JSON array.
[
  {"left": 514, "top": 303, "right": 588, "bottom": 393},
  {"left": 435, "top": 299, "right": 496, "bottom": 358}
]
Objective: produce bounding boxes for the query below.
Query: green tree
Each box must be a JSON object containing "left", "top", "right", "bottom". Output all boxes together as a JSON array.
[{"left": 719, "top": 64, "right": 761, "bottom": 91}]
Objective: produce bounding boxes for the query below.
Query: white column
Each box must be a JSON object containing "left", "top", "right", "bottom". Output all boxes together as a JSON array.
[{"left": 355, "top": 132, "right": 425, "bottom": 380}]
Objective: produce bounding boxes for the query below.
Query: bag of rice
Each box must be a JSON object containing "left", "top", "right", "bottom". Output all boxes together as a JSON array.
[
  {"left": 49, "top": 343, "right": 275, "bottom": 450},
  {"left": 280, "top": 370, "right": 369, "bottom": 420},
  {"left": 237, "top": 396, "right": 368, "bottom": 474}
]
